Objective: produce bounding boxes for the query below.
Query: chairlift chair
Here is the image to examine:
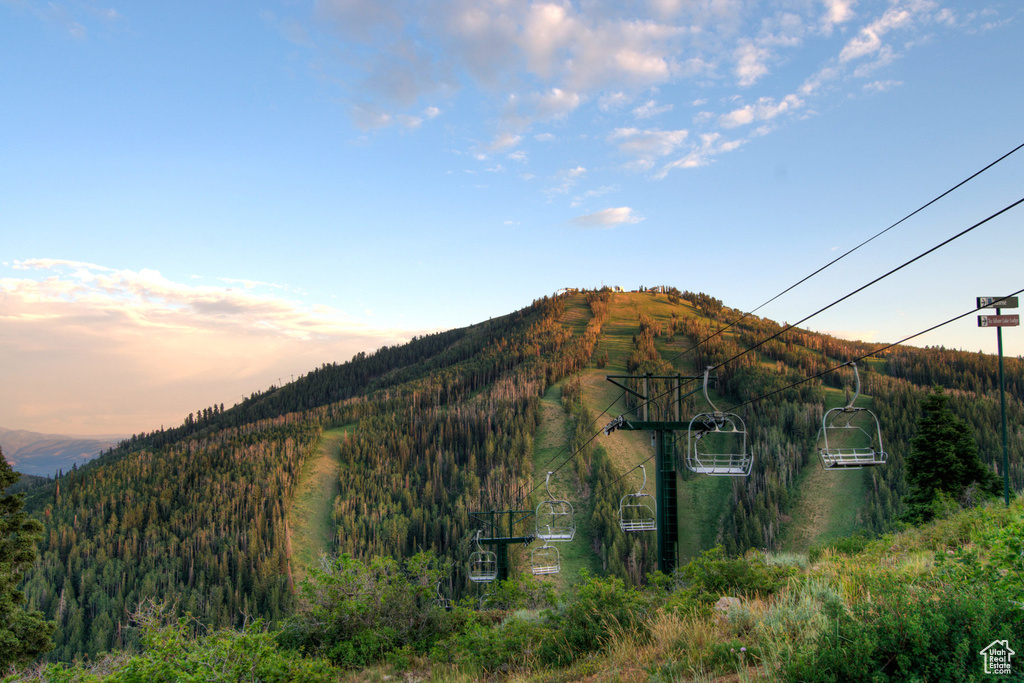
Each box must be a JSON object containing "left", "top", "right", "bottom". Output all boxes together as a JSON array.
[
  {"left": 619, "top": 465, "right": 657, "bottom": 532},
  {"left": 817, "top": 363, "right": 887, "bottom": 469},
  {"left": 536, "top": 472, "right": 575, "bottom": 542},
  {"left": 530, "top": 542, "right": 561, "bottom": 575},
  {"left": 433, "top": 581, "right": 452, "bottom": 610},
  {"left": 686, "top": 368, "right": 753, "bottom": 476},
  {"left": 468, "top": 530, "right": 498, "bottom": 583}
]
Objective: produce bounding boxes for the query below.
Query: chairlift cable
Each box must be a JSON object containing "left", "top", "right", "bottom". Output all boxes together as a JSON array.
[
  {"left": 720, "top": 285, "right": 1024, "bottom": 415},
  {"left": 578, "top": 286, "right": 1022, "bottom": 508},
  {"left": 696, "top": 195, "right": 1024, "bottom": 380},
  {"left": 647, "top": 142, "right": 1024, "bottom": 377},
  {"left": 497, "top": 156, "right": 1024, "bottom": 527},
  {"left": 629, "top": 196, "right": 1024, "bottom": 420}
]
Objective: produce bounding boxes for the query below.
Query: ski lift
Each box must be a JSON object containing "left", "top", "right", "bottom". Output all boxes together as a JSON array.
[
  {"left": 433, "top": 581, "right": 452, "bottom": 610},
  {"left": 619, "top": 465, "right": 657, "bottom": 532},
  {"left": 536, "top": 472, "right": 575, "bottom": 542},
  {"left": 468, "top": 530, "right": 498, "bottom": 583},
  {"left": 686, "top": 367, "right": 753, "bottom": 476},
  {"left": 530, "top": 541, "right": 561, "bottom": 575},
  {"left": 817, "top": 362, "right": 887, "bottom": 469}
]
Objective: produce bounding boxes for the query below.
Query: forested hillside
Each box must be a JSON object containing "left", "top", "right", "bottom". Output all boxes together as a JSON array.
[{"left": 16, "top": 288, "right": 1024, "bottom": 662}]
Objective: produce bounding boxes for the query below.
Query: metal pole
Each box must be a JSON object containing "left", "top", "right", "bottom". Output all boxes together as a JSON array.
[
  {"left": 654, "top": 430, "right": 678, "bottom": 574},
  {"left": 997, "top": 309, "right": 1009, "bottom": 506}
]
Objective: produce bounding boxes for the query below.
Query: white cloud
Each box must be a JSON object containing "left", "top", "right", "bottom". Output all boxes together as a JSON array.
[
  {"left": 821, "top": 0, "right": 856, "bottom": 33},
  {"left": 3, "top": 260, "right": 386, "bottom": 341},
  {"left": 490, "top": 132, "right": 523, "bottom": 152},
  {"left": 719, "top": 94, "right": 803, "bottom": 129},
  {"left": 572, "top": 207, "right": 643, "bottom": 228},
  {"left": 656, "top": 133, "right": 746, "bottom": 177},
  {"left": 863, "top": 79, "right": 903, "bottom": 93},
  {"left": 633, "top": 99, "right": 674, "bottom": 119},
  {"left": 292, "top": 0, "right": 978, "bottom": 181},
  {"left": 610, "top": 127, "right": 689, "bottom": 171},
  {"left": 532, "top": 87, "right": 582, "bottom": 120},
  {"left": 599, "top": 91, "right": 631, "bottom": 111},
  {"left": 546, "top": 165, "right": 587, "bottom": 195},
  {"left": 734, "top": 41, "right": 771, "bottom": 86},
  {"left": 839, "top": 2, "right": 923, "bottom": 64}
]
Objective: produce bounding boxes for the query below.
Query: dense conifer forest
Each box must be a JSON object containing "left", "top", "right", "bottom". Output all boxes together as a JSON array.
[{"left": 8, "top": 288, "right": 1023, "bottom": 667}]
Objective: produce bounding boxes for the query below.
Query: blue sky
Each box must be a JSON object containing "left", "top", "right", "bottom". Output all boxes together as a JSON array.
[{"left": 1, "top": 0, "right": 1022, "bottom": 436}]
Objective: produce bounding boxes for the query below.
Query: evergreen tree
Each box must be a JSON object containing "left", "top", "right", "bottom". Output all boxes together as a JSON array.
[
  {"left": 0, "top": 447, "right": 55, "bottom": 671},
  {"left": 903, "top": 389, "right": 1001, "bottom": 522}
]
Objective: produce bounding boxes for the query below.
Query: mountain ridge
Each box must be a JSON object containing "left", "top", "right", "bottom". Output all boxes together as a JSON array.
[
  {"left": 14, "top": 288, "right": 1024, "bottom": 662},
  {"left": 0, "top": 427, "right": 121, "bottom": 477}
]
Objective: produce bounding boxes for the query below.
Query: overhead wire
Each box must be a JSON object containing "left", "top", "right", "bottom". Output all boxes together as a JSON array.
[
  {"left": 629, "top": 194, "right": 1024, "bottom": 419},
  {"left": 489, "top": 144, "right": 1024, "bottom": 531},
  {"left": 577, "top": 285, "right": 1024, "bottom": 509},
  {"left": 648, "top": 141, "right": 1024, "bottom": 377},
  {"left": 505, "top": 191, "right": 1024, "bottom": 521},
  {"left": 723, "top": 285, "right": 1024, "bottom": 414}
]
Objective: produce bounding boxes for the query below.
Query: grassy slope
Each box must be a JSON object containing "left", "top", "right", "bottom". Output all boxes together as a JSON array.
[
  {"left": 779, "top": 387, "right": 870, "bottom": 553},
  {"left": 569, "top": 292, "right": 735, "bottom": 564},
  {"left": 529, "top": 382, "right": 601, "bottom": 588},
  {"left": 288, "top": 426, "right": 352, "bottom": 585}
]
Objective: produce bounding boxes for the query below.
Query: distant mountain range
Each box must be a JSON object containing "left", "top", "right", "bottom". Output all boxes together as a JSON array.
[{"left": 0, "top": 427, "right": 122, "bottom": 477}]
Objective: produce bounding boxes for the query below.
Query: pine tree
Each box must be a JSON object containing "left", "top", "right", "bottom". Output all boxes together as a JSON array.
[
  {"left": 0, "top": 448, "right": 55, "bottom": 671},
  {"left": 903, "top": 389, "right": 1001, "bottom": 523}
]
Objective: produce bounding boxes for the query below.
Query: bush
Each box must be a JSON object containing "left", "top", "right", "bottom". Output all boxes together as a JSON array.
[
  {"left": 544, "top": 571, "right": 656, "bottom": 666},
  {"left": 808, "top": 532, "right": 871, "bottom": 563},
  {"left": 783, "top": 573, "right": 1020, "bottom": 682},
  {"left": 278, "top": 551, "right": 458, "bottom": 668},
  {"left": 430, "top": 613, "right": 554, "bottom": 674},
  {"left": 4, "top": 611, "right": 337, "bottom": 683},
  {"left": 674, "top": 547, "right": 797, "bottom": 604}
]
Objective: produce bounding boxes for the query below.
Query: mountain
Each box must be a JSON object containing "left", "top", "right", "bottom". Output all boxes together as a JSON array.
[
  {"left": 0, "top": 427, "right": 121, "bottom": 477},
  {"left": 15, "top": 288, "right": 1024, "bottom": 662}
]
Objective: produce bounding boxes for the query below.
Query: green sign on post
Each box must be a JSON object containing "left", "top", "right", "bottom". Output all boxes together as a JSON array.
[
  {"left": 977, "top": 296, "right": 1015, "bottom": 506},
  {"left": 977, "top": 296, "right": 1019, "bottom": 309}
]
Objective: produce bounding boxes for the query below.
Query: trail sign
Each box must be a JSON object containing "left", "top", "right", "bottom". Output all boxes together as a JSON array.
[
  {"left": 976, "top": 296, "right": 1017, "bottom": 508},
  {"left": 977, "top": 296, "right": 1019, "bottom": 309},
  {"left": 978, "top": 315, "right": 1020, "bottom": 327}
]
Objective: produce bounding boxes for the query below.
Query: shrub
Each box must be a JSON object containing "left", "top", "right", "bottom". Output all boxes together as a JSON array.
[
  {"left": 808, "top": 532, "right": 871, "bottom": 563},
  {"left": 783, "top": 572, "right": 1020, "bottom": 681},
  {"left": 278, "top": 551, "right": 457, "bottom": 668},
  {"left": 4, "top": 613, "right": 337, "bottom": 683},
  {"left": 674, "top": 547, "right": 797, "bottom": 604},
  {"left": 543, "top": 571, "right": 656, "bottom": 666}
]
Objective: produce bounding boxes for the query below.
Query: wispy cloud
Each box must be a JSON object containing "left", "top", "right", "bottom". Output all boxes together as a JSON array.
[
  {"left": 572, "top": 207, "right": 643, "bottom": 228},
  {"left": 292, "top": 0, "right": 993, "bottom": 179},
  {"left": 610, "top": 127, "right": 689, "bottom": 172},
  {"left": 5, "top": 259, "right": 383, "bottom": 341},
  {"left": 0, "top": 260, "right": 415, "bottom": 434}
]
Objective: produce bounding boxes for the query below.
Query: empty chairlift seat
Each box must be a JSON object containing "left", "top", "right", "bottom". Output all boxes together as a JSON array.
[
  {"left": 530, "top": 542, "right": 561, "bottom": 575},
  {"left": 817, "top": 362, "right": 887, "bottom": 469},
  {"left": 536, "top": 472, "right": 576, "bottom": 542},
  {"left": 619, "top": 464, "right": 657, "bottom": 532},
  {"left": 686, "top": 367, "right": 753, "bottom": 477},
  {"left": 468, "top": 530, "right": 498, "bottom": 583}
]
